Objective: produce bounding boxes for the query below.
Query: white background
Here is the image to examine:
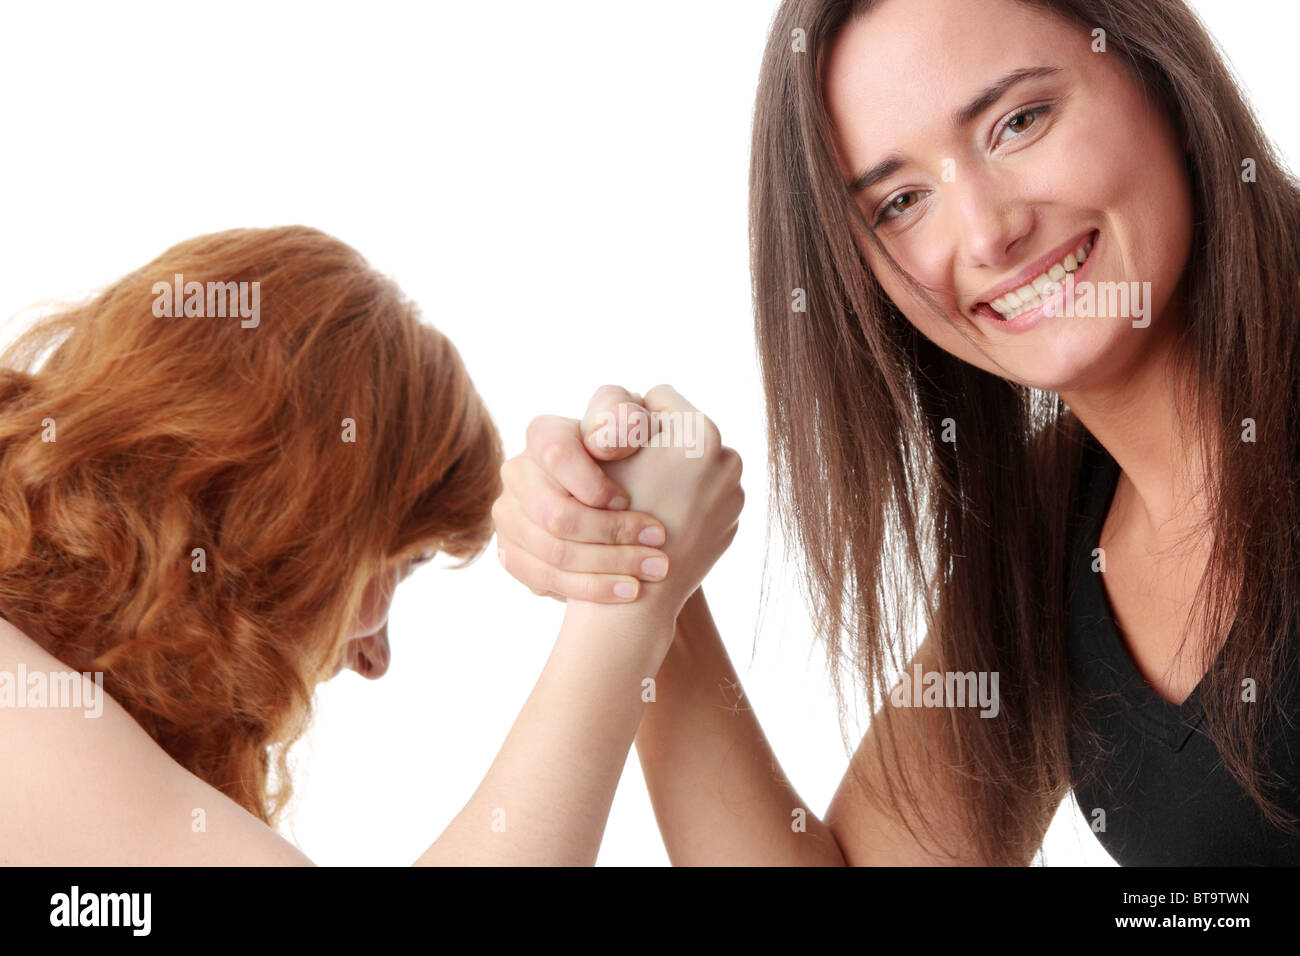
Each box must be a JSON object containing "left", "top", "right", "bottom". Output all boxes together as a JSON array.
[{"left": 2, "top": 0, "right": 1296, "bottom": 866}]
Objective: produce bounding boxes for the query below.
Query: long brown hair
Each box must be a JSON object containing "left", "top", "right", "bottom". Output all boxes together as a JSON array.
[
  {"left": 0, "top": 226, "right": 502, "bottom": 825},
  {"left": 751, "top": 0, "right": 1300, "bottom": 862}
]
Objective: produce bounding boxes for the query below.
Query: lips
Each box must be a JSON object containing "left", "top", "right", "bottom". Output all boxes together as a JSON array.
[
  {"left": 973, "top": 229, "right": 1099, "bottom": 320},
  {"left": 972, "top": 228, "right": 1102, "bottom": 335}
]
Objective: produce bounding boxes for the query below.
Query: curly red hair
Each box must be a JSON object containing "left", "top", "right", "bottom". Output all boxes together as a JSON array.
[{"left": 0, "top": 226, "right": 502, "bottom": 825}]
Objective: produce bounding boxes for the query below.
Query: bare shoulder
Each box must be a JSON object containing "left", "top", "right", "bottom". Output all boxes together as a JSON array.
[
  {"left": 0, "top": 614, "right": 78, "bottom": 663},
  {"left": 0, "top": 615, "right": 91, "bottom": 701},
  {"left": 0, "top": 612, "right": 48, "bottom": 658},
  {"left": 0, "top": 616, "right": 313, "bottom": 866}
]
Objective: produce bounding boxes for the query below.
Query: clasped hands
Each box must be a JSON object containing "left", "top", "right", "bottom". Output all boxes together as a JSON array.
[{"left": 492, "top": 385, "right": 744, "bottom": 628}]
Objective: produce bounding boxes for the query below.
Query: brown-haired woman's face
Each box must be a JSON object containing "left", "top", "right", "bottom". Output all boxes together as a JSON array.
[
  {"left": 331, "top": 550, "right": 434, "bottom": 680},
  {"left": 825, "top": 0, "right": 1194, "bottom": 393}
]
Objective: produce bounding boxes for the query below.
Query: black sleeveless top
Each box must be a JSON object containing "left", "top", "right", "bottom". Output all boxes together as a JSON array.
[{"left": 1066, "top": 438, "right": 1300, "bottom": 864}]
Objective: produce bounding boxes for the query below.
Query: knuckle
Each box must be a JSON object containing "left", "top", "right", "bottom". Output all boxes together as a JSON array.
[
  {"left": 720, "top": 446, "right": 742, "bottom": 479},
  {"left": 539, "top": 564, "right": 560, "bottom": 596},
  {"left": 541, "top": 500, "right": 575, "bottom": 539},
  {"left": 499, "top": 455, "right": 521, "bottom": 488},
  {"left": 573, "top": 471, "right": 605, "bottom": 505},
  {"left": 582, "top": 575, "right": 607, "bottom": 603},
  {"left": 524, "top": 415, "right": 551, "bottom": 448},
  {"left": 536, "top": 499, "right": 559, "bottom": 536},
  {"left": 643, "top": 383, "right": 674, "bottom": 404},
  {"left": 591, "top": 384, "right": 627, "bottom": 402},
  {"left": 540, "top": 439, "right": 568, "bottom": 474},
  {"left": 547, "top": 536, "right": 570, "bottom": 569},
  {"left": 696, "top": 430, "right": 721, "bottom": 459}
]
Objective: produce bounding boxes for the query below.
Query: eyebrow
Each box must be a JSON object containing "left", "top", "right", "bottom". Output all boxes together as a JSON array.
[{"left": 849, "top": 66, "right": 1062, "bottom": 194}]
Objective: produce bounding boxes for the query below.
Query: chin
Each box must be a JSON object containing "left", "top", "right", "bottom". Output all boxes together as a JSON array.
[
  {"left": 1009, "top": 346, "right": 1106, "bottom": 393},
  {"left": 993, "top": 319, "right": 1147, "bottom": 395}
]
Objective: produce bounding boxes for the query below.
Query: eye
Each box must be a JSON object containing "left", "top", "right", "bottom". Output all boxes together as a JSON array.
[
  {"left": 995, "top": 106, "right": 1049, "bottom": 146},
  {"left": 875, "top": 189, "right": 924, "bottom": 224}
]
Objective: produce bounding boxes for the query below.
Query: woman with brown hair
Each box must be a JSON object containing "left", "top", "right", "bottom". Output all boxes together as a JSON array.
[
  {"left": 0, "top": 225, "right": 742, "bottom": 864},
  {"left": 494, "top": 0, "right": 1300, "bottom": 864}
]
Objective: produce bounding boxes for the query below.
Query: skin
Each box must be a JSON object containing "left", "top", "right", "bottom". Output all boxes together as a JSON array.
[
  {"left": 826, "top": 0, "right": 1193, "bottom": 398},
  {"left": 824, "top": 0, "right": 1210, "bottom": 703},
  {"left": 495, "top": 0, "right": 1223, "bottom": 862},
  {"left": 2, "top": 0, "right": 1222, "bottom": 867},
  {"left": 330, "top": 551, "right": 433, "bottom": 680},
  {"left": 0, "top": 403, "right": 738, "bottom": 864}
]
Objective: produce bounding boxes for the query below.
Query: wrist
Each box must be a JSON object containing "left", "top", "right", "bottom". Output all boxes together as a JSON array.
[
  {"left": 659, "top": 586, "right": 710, "bottom": 671},
  {"left": 562, "top": 594, "right": 678, "bottom": 666}
]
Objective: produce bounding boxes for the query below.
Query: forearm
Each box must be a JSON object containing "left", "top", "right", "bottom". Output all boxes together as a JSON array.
[
  {"left": 634, "top": 589, "right": 846, "bottom": 865},
  {"left": 414, "top": 601, "right": 672, "bottom": 866}
]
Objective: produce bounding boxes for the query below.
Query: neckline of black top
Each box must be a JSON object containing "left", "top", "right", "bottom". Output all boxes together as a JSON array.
[{"left": 1068, "top": 438, "right": 1212, "bottom": 752}]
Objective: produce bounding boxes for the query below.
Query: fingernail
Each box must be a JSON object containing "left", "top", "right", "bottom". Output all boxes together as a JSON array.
[
  {"left": 609, "top": 496, "right": 629, "bottom": 511},
  {"left": 638, "top": 525, "right": 665, "bottom": 546},
  {"left": 613, "top": 581, "right": 638, "bottom": 600},
  {"left": 640, "top": 557, "right": 668, "bottom": 580}
]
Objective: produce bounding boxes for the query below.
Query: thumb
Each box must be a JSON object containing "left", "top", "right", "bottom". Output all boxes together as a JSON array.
[{"left": 580, "top": 386, "right": 654, "bottom": 462}]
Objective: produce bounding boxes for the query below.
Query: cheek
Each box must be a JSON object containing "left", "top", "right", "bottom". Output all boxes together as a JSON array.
[
  {"left": 1109, "top": 121, "right": 1193, "bottom": 293},
  {"left": 353, "top": 572, "right": 397, "bottom": 636},
  {"left": 871, "top": 264, "right": 997, "bottom": 371},
  {"left": 1054, "top": 83, "right": 1193, "bottom": 286}
]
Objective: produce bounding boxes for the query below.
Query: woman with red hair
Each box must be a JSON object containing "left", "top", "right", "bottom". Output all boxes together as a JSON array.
[{"left": 0, "top": 225, "right": 743, "bottom": 864}]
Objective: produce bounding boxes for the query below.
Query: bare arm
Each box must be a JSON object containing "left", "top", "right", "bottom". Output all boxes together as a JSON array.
[
  {"left": 634, "top": 588, "right": 846, "bottom": 864},
  {"left": 638, "top": 593, "right": 1053, "bottom": 865},
  {"left": 0, "top": 594, "right": 679, "bottom": 865},
  {"left": 2, "top": 389, "right": 740, "bottom": 865},
  {"left": 0, "top": 619, "right": 314, "bottom": 866},
  {"left": 413, "top": 601, "right": 672, "bottom": 865},
  {"left": 495, "top": 388, "right": 1055, "bottom": 865}
]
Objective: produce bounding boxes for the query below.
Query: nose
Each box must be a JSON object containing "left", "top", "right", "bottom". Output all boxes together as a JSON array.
[
  {"left": 348, "top": 623, "right": 391, "bottom": 680},
  {"left": 947, "top": 169, "right": 1033, "bottom": 269}
]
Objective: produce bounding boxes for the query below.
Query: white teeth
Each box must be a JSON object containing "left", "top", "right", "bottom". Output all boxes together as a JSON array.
[{"left": 986, "top": 235, "right": 1096, "bottom": 319}]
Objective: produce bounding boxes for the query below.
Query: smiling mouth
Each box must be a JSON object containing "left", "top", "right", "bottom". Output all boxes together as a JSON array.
[{"left": 976, "top": 230, "right": 1098, "bottom": 321}]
